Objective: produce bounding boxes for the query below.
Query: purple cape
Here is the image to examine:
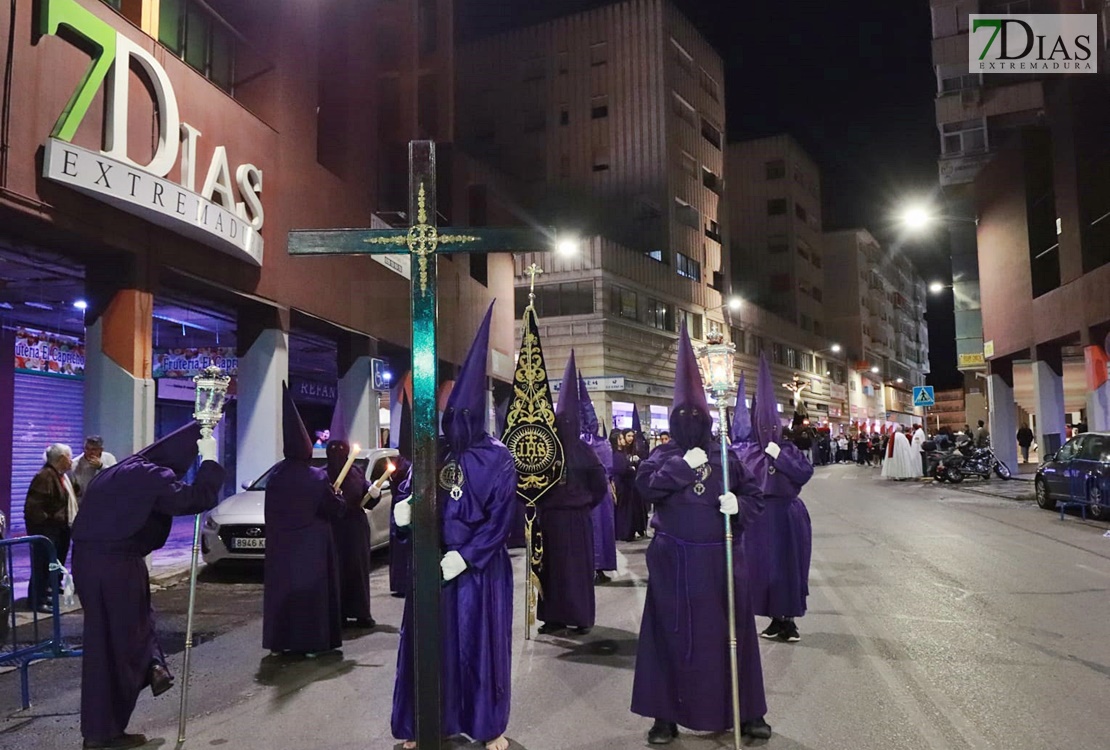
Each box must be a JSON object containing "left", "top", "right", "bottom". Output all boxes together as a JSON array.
[
  {"left": 328, "top": 463, "right": 374, "bottom": 621},
  {"left": 630, "top": 442, "right": 768, "bottom": 730},
  {"left": 585, "top": 434, "right": 617, "bottom": 571},
  {"left": 263, "top": 460, "right": 346, "bottom": 652},
  {"left": 734, "top": 442, "right": 814, "bottom": 618},
  {"left": 537, "top": 445, "right": 607, "bottom": 628},
  {"left": 71, "top": 456, "right": 224, "bottom": 743},
  {"left": 391, "top": 435, "right": 516, "bottom": 742}
]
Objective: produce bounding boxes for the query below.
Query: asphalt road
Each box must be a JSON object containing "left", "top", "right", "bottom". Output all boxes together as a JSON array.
[{"left": 1, "top": 462, "right": 1108, "bottom": 750}]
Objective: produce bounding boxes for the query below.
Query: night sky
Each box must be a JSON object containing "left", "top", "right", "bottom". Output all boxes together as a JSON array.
[{"left": 458, "top": 0, "right": 961, "bottom": 389}]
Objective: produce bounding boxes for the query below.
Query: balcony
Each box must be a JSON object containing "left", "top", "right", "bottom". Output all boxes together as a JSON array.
[{"left": 935, "top": 79, "right": 1044, "bottom": 126}]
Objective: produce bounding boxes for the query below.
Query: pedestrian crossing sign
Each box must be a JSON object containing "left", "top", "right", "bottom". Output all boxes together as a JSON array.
[{"left": 913, "top": 386, "right": 935, "bottom": 408}]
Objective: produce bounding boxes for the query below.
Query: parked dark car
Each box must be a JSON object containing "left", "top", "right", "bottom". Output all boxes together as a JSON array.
[{"left": 1035, "top": 432, "right": 1110, "bottom": 520}]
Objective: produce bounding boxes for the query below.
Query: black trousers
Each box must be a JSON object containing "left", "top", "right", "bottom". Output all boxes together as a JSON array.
[{"left": 27, "top": 522, "right": 71, "bottom": 609}]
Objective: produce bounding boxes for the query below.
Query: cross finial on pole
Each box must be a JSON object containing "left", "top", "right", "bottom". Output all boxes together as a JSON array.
[{"left": 525, "top": 263, "right": 543, "bottom": 303}]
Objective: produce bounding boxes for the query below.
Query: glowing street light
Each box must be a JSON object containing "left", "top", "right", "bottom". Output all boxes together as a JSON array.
[
  {"left": 73, "top": 299, "right": 88, "bottom": 310},
  {"left": 900, "top": 204, "right": 933, "bottom": 232},
  {"left": 556, "top": 237, "right": 580, "bottom": 256},
  {"left": 727, "top": 296, "right": 742, "bottom": 311},
  {"left": 870, "top": 366, "right": 880, "bottom": 374},
  {"left": 830, "top": 343, "right": 842, "bottom": 353}
]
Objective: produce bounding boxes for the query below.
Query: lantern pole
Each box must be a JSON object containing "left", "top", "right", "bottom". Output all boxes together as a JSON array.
[{"left": 697, "top": 333, "right": 742, "bottom": 750}]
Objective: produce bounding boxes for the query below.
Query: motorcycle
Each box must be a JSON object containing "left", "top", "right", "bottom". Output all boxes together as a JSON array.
[{"left": 936, "top": 443, "right": 1012, "bottom": 483}]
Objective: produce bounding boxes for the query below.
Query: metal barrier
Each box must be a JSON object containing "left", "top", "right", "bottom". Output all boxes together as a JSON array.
[{"left": 0, "top": 535, "right": 83, "bottom": 709}]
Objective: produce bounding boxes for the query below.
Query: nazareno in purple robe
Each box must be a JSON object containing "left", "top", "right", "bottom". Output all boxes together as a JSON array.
[
  {"left": 630, "top": 442, "right": 768, "bottom": 731},
  {"left": 391, "top": 435, "right": 517, "bottom": 742},
  {"left": 71, "top": 424, "right": 224, "bottom": 745},
  {"left": 735, "top": 443, "right": 813, "bottom": 618},
  {"left": 327, "top": 458, "right": 376, "bottom": 621},
  {"left": 263, "top": 460, "right": 347, "bottom": 653},
  {"left": 585, "top": 434, "right": 617, "bottom": 571},
  {"left": 388, "top": 457, "right": 414, "bottom": 596},
  {"left": 612, "top": 448, "right": 640, "bottom": 541}
]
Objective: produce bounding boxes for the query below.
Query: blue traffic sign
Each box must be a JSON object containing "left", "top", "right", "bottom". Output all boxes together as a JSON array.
[{"left": 912, "top": 386, "right": 935, "bottom": 408}]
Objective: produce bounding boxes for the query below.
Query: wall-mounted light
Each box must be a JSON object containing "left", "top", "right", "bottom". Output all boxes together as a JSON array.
[{"left": 73, "top": 299, "right": 88, "bottom": 310}]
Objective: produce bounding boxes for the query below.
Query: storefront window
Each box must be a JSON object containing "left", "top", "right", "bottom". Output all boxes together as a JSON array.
[{"left": 159, "top": 0, "right": 237, "bottom": 94}]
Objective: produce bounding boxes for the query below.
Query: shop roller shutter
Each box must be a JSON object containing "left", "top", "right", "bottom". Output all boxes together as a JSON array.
[{"left": 9, "top": 374, "right": 84, "bottom": 536}]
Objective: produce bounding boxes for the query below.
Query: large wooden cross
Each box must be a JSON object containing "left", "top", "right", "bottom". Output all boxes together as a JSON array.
[{"left": 288, "top": 141, "right": 550, "bottom": 748}]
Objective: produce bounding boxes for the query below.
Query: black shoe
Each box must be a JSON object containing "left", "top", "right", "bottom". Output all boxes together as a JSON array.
[
  {"left": 760, "top": 618, "right": 784, "bottom": 640},
  {"left": 353, "top": 618, "right": 376, "bottom": 629},
  {"left": 34, "top": 603, "right": 54, "bottom": 615},
  {"left": 741, "top": 717, "right": 773, "bottom": 740},
  {"left": 594, "top": 571, "right": 611, "bottom": 585},
  {"left": 149, "top": 663, "right": 174, "bottom": 696},
  {"left": 83, "top": 733, "right": 148, "bottom": 749},
  {"left": 781, "top": 621, "right": 801, "bottom": 643},
  {"left": 537, "top": 622, "right": 567, "bottom": 635},
  {"left": 647, "top": 720, "right": 678, "bottom": 745}
]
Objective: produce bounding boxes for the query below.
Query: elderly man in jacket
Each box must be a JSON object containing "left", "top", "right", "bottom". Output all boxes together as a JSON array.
[{"left": 24, "top": 443, "right": 74, "bottom": 613}]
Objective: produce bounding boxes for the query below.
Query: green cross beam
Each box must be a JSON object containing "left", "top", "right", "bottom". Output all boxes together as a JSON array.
[{"left": 289, "top": 141, "right": 550, "bottom": 749}]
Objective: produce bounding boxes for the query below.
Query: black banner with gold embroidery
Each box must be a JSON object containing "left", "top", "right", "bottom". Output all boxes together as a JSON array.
[{"left": 502, "top": 304, "right": 563, "bottom": 636}]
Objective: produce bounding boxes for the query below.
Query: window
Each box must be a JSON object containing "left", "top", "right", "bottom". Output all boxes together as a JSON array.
[
  {"left": 772, "top": 342, "right": 785, "bottom": 364},
  {"left": 159, "top": 0, "right": 236, "bottom": 93},
  {"left": 766, "top": 160, "right": 786, "bottom": 180},
  {"left": 701, "top": 167, "right": 722, "bottom": 194},
  {"left": 801, "top": 353, "right": 814, "bottom": 372},
  {"left": 645, "top": 298, "right": 675, "bottom": 331},
  {"left": 559, "top": 108, "right": 569, "bottom": 126},
  {"left": 591, "top": 96, "right": 609, "bottom": 119},
  {"left": 699, "top": 68, "right": 720, "bottom": 101},
  {"left": 100, "top": 0, "right": 142, "bottom": 24},
  {"left": 592, "top": 144, "right": 610, "bottom": 172},
  {"left": 679, "top": 310, "right": 703, "bottom": 339},
  {"left": 731, "top": 327, "right": 745, "bottom": 350},
  {"left": 938, "top": 68, "right": 981, "bottom": 94},
  {"left": 983, "top": 0, "right": 1031, "bottom": 13},
  {"left": 674, "top": 197, "right": 699, "bottom": 229},
  {"left": 812, "top": 286, "right": 823, "bottom": 302},
  {"left": 795, "top": 203, "right": 807, "bottom": 221},
  {"left": 590, "top": 41, "right": 608, "bottom": 67},
  {"left": 516, "top": 281, "right": 594, "bottom": 318},
  {"left": 673, "top": 93, "right": 696, "bottom": 128},
  {"left": 941, "top": 118, "right": 987, "bottom": 156},
  {"left": 747, "top": 335, "right": 763, "bottom": 356},
  {"left": 680, "top": 152, "right": 697, "bottom": 178},
  {"left": 705, "top": 219, "right": 721, "bottom": 242},
  {"left": 814, "top": 320, "right": 823, "bottom": 336},
  {"left": 800, "top": 314, "right": 811, "bottom": 331},
  {"left": 676, "top": 253, "right": 701, "bottom": 281},
  {"left": 812, "top": 253, "right": 823, "bottom": 269},
  {"left": 786, "top": 348, "right": 798, "bottom": 368},
  {"left": 645, "top": 249, "right": 664, "bottom": 263},
  {"left": 767, "top": 199, "right": 787, "bottom": 216},
  {"left": 670, "top": 38, "right": 695, "bottom": 76},
  {"left": 700, "top": 117, "right": 722, "bottom": 149},
  {"left": 611, "top": 287, "right": 639, "bottom": 320}
]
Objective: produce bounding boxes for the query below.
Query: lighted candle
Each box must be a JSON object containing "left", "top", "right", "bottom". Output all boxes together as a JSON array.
[
  {"left": 372, "top": 460, "right": 396, "bottom": 489},
  {"left": 332, "top": 443, "right": 360, "bottom": 491}
]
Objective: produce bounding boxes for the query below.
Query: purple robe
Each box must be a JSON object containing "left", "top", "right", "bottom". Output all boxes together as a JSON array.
[
  {"left": 630, "top": 442, "right": 768, "bottom": 730},
  {"left": 537, "top": 445, "right": 607, "bottom": 628},
  {"left": 734, "top": 442, "right": 813, "bottom": 618},
  {"left": 506, "top": 501, "right": 527, "bottom": 549},
  {"left": 391, "top": 436, "right": 516, "bottom": 742},
  {"left": 328, "top": 463, "right": 375, "bottom": 621},
  {"left": 263, "top": 461, "right": 346, "bottom": 653},
  {"left": 71, "top": 457, "right": 225, "bottom": 744},
  {"left": 388, "top": 459, "right": 413, "bottom": 596},
  {"left": 585, "top": 435, "right": 617, "bottom": 571}
]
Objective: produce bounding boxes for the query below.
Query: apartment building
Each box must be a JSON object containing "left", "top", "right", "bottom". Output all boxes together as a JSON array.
[
  {"left": 727, "top": 135, "right": 827, "bottom": 336},
  {"left": 456, "top": 0, "right": 730, "bottom": 427},
  {"left": 824, "top": 229, "right": 931, "bottom": 427}
]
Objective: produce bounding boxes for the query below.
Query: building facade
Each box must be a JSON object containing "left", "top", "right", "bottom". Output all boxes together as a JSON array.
[
  {"left": 823, "top": 229, "right": 930, "bottom": 428},
  {"left": 457, "top": 0, "right": 730, "bottom": 427},
  {"left": 0, "top": 0, "right": 519, "bottom": 531},
  {"left": 727, "top": 135, "right": 827, "bottom": 336}
]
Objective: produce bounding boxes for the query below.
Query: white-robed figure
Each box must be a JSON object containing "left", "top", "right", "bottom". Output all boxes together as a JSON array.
[
  {"left": 910, "top": 424, "right": 926, "bottom": 454},
  {"left": 881, "top": 425, "right": 920, "bottom": 480}
]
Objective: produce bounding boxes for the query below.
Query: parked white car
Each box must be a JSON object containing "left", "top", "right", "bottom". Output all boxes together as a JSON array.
[{"left": 201, "top": 447, "right": 398, "bottom": 565}]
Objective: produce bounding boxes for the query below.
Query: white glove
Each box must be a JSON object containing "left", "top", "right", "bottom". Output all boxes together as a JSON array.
[
  {"left": 440, "top": 550, "right": 467, "bottom": 582},
  {"left": 393, "top": 500, "right": 412, "bottom": 528},
  {"left": 764, "top": 441, "right": 781, "bottom": 460},
  {"left": 683, "top": 447, "right": 709, "bottom": 469},
  {"left": 366, "top": 484, "right": 382, "bottom": 500},
  {"left": 719, "top": 491, "right": 739, "bottom": 516},
  {"left": 197, "top": 436, "right": 218, "bottom": 463}
]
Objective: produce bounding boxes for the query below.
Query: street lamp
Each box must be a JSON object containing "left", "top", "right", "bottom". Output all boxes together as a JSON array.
[
  {"left": 900, "top": 204, "right": 933, "bottom": 232},
  {"left": 694, "top": 330, "right": 743, "bottom": 750},
  {"left": 556, "top": 236, "right": 580, "bottom": 256},
  {"left": 870, "top": 366, "right": 880, "bottom": 374}
]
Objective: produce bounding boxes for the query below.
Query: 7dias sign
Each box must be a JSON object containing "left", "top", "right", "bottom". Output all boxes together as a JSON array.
[
  {"left": 970, "top": 14, "right": 1097, "bottom": 74},
  {"left": 38, "top": 0, "right": 265, "bottom": 265}
]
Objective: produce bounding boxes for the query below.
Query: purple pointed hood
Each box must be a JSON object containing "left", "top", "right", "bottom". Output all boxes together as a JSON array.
[
  {"left": 555, "top": 351, "right": 581, "bottom": 443},
  {"left": 752, "top": 354, "right": 781, "bottom": 449},
  {"left": 138, "top": 421, "right": 201, "bottom": 477},
  {"left": 731, "top": 372, "right": 752, "bottom": 444},
  {"left": 282, "top": 383, "right": 314, "bottom": 460},
  {"left": 326, "top": 402, "right": 350, "bottom": 471},
  {"left": 443, "top": 302, "right": 493, "bottom": 455},
  {"left": 396, "top": 392, "right": 413, "bottom": 462},
  {"left": 670, "top": 321, "right": 712, "bottom": 450},
  {"left": 578, "top": 371, "right": 600, "bottom": 437}
]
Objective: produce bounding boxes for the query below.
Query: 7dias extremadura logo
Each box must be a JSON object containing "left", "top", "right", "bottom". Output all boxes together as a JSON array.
[{"left": 969, "top": 14, "right": 1097, "bottom": 74}]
